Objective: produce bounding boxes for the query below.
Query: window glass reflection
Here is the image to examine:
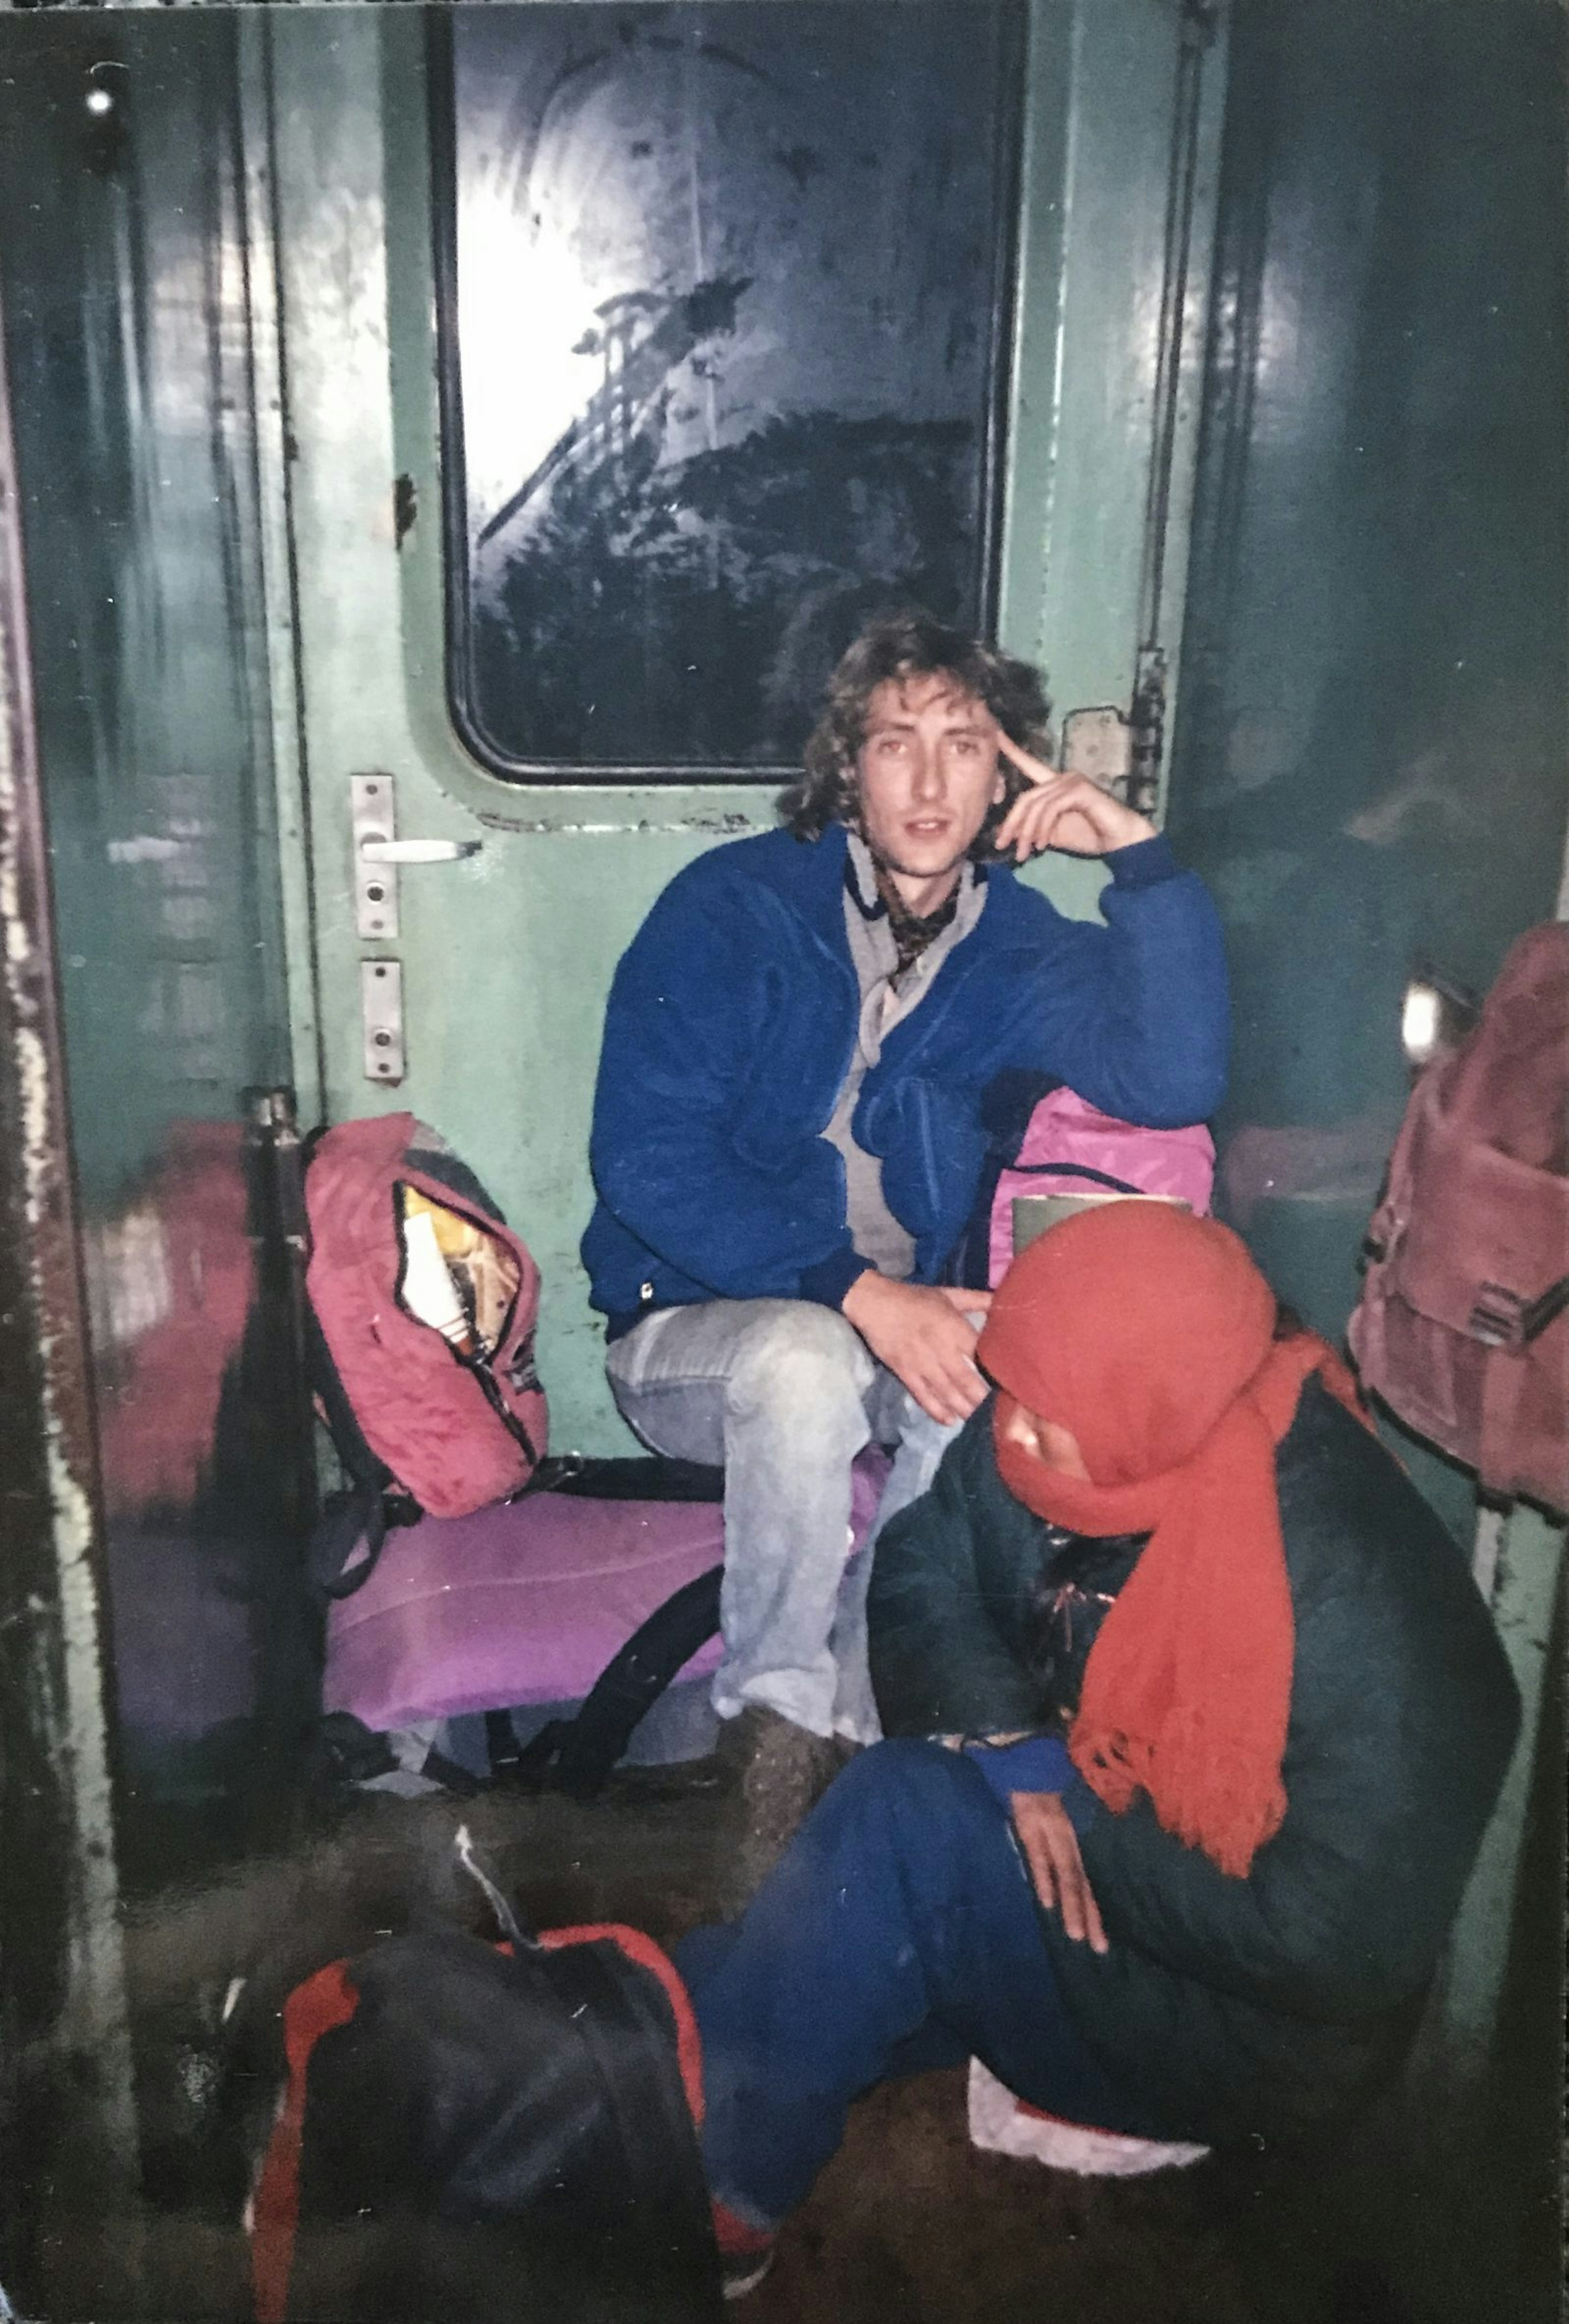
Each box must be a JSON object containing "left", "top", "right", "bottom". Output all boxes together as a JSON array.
[{"left": 439, "top": 3, "right": 1022, "bottom": 775}]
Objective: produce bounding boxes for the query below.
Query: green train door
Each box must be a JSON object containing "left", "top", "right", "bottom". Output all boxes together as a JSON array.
[{"left": 253, "top": 0, "right": 1228, "bottom": 1451}]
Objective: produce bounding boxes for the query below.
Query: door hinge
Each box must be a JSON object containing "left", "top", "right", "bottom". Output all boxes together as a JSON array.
[
  {"left": 1059, "top": 654, "right": 1165, "bottom": 819},
  {"left": 1126, "top": 647, "right": 1167, "bottom": 818}
]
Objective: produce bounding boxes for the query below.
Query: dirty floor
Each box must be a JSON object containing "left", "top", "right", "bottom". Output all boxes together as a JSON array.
[{"left": 30, "top": 1773, "right": 1562, "bottom": 2324}]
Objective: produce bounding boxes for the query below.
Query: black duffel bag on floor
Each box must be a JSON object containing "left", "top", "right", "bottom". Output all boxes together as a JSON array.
[{"left": 248, "top": 1836, "right": 722, "bottom": 2324}]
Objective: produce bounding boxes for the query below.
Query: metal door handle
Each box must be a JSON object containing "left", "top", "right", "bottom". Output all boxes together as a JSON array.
[
  {"left": 351, "top": 771, "right": 481, "bottom": 945},
  {"left": 359, "top": 836, "right": 482, "bottom": 864}
]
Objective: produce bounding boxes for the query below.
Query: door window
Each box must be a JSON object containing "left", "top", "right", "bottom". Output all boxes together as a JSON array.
[{"left": 433, "top": 2, "right": 1024, "bottom": 778}]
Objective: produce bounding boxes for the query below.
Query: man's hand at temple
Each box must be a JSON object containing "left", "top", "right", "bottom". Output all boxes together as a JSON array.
[
  {"left": 993, "top": 729, "right": 1156, "bottom": 862},
  {"left": 840, "top": 1274, "right": 992, "bottom": 1425}
]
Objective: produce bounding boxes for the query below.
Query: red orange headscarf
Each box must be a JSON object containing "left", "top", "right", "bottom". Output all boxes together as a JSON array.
[{"left": 977, "top": 1203, "right": 1371, "bottom": 1879}]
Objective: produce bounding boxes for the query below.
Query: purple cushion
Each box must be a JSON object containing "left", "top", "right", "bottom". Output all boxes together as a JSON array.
[{"left": 325, "top": 1447, "right": 891, "bottom": 1732}]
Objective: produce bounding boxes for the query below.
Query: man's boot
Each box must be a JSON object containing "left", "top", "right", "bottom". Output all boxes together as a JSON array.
[{"left": 713, "top": 1705, "right": 856, "bottom": 1914}]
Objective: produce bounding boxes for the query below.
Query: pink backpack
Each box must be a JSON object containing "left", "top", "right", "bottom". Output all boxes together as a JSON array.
[
  {"left": 985, "top": 1087, "right": 1216, "bottom": 1287},
  {"left": 1348, "top": 923, "right": 1569, "bottom": 1515},
  {"left": 305, "top": 1115, "right": 548, "bottom": 1542}
]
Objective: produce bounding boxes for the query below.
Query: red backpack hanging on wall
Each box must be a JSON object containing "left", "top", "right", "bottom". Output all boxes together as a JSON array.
[
  {"left": 1348, "top": 923, "right": 1569, "bottom": 1516},
  {"left": 305, "top": 1114, "right": 548, "bottom": 1533}
]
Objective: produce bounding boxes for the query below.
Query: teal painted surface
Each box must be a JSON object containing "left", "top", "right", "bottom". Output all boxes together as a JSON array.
[
  {"left": 1170, "top": 0, "right": 1569, "bottom": 1374},
  {"left": 262, "top": 0, "right": 1225, "bottom": 1451},
  {"left": 0, "top": 14, "right": 307, "bottom": 1841},
  {"left": 1001, "top": 0, "right": 1227, "bottom": 739},
  {"left": 268, "top": 5, "right": 763, "bottom": 1457},
  {"left": 0, "top": 18, "right": 291, "bottom": 1208},
  {"left": 1166, "top": 0, "right": 1568, "bottom": 2234}
]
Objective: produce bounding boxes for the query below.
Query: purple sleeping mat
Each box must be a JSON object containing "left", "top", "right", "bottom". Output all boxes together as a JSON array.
[{"left": 324, "top": 1448, "right": 891, "bottom": 1733}]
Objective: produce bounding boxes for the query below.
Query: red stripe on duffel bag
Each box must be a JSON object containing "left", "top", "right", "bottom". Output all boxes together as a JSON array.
[{"left": 250, "top": 1958, "right": 360, "bottom": 2324}]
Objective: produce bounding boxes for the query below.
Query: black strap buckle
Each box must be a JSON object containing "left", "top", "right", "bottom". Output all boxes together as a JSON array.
[{"left": 1470, "top": 1275, "right": 1569, "bottom": 1350}]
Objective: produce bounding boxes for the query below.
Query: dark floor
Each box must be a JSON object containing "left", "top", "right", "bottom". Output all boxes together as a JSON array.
[{"left": 30, "top": 1773, "right": 1563, "bottom": 2324}]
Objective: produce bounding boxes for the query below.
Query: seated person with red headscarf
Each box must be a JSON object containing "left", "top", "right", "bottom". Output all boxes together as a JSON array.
[{"left": 675, "top": 1203, "right": 1519, "bottom": 2290}]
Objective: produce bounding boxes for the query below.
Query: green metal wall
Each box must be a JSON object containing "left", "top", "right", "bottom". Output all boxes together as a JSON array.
[
  {"left": 1165, "top": 5, "right": 1567, "bottom": 2297},
  {"left": 0, "top": 7, "right": 1562, "bottom": 2308},
  {"left": 257, "top": 0, "right": 1227, "bottom": 1454},
  {"left": 0, "top": 17, "right": 292, "bottom": 1203},
  {"left": 0, "top": 13, "right": 311, "bottom": 1856},
  {"left": 1170, "top": 0, "right": 1569, "bottom": 1363}
]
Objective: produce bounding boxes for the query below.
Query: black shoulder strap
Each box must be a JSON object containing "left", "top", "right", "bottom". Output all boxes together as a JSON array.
[
  {"left": 545, "top": 1455, "right": 724, "bottom": 1504},
  {"left": 309, "top": 1484, "right": 391, "bottom": 1601},
  {"left": 1004, "top": 1160, "right": 1144, "bottom": 1194},
  {"left": 513, "top": 1564, "right": 723, "bottom": 1799},
  {"left": 304, "top": 1305, "right": 413, "bottom": 1599},
  {"left": 304, "top": 1304, "right": 386, "bottom": 1493}
]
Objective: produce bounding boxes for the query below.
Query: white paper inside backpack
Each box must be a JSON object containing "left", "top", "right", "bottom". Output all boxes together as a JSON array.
[{"left": 396, "top": 1186, "right": 519, "bottom": 1360}]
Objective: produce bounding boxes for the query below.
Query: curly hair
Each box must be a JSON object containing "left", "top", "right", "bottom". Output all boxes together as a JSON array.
[{"left": 777, "top": 609, "right": 1053, "bottom": 853}]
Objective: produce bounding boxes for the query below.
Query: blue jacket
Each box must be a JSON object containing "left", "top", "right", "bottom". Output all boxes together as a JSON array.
[{"left": 581, "top": 823, "right": 1229, "bottom": 1325}]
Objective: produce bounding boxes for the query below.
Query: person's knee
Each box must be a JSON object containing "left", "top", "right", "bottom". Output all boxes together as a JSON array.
[
  {"left": 829, "top": 1736, "right": 982, "bottom": 1834},
  {"left": 726, "top": 1301, "right": 874, "bottom": 1427},
  {"left": 807, "top": 1743, "right": 1011, "bottom": 1923}
]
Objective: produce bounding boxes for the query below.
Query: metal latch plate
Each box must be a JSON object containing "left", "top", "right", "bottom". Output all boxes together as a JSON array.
[
  {"left": 352, "top": 772, "right": 400, "bottom": 941},
  {"left": 361, "top": 958, "right": 405, "bottom": 1084}
]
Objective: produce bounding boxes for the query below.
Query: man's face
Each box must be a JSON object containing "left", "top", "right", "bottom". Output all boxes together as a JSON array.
[{"left": 854, "top": 673, "right": 1005, "bottom": 896}]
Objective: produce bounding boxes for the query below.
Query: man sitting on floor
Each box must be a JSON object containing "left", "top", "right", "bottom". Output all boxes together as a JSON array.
[
  {"left": 580, "top": 612, "right": 1228, "bottom": 1878},
  {"left": 675, "top": 1204, "right": 1519, "bottom": 2292}
]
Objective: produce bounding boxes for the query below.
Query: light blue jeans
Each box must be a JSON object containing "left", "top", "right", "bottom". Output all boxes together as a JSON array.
[{"left": 605, "top": 1299, "right": 961, "bottom": 1742}]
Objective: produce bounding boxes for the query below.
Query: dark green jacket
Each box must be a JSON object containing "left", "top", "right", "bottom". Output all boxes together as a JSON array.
[{"left": 867, "top": 1382, "right": 1520, "bottom": 2143}]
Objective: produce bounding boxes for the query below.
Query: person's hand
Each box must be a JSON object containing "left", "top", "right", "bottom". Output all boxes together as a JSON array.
[
  {"left": 840, "top": 1275, "right": 991, "bottom": 1425},
  {"left": 993, "top": 731, "right": 1155, "bottom": 862},
  {"left": 1010, "top": 1790, "right": 1108, "bottom": 1952}
]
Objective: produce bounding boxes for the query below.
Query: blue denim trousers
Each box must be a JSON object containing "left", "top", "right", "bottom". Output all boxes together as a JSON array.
[
  {"left": 675, "top": 1739, "right": 1155, "bottom": 2228},
  {"left": 606, "top": 1299, "right": 962, "bottom": 1742}
]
